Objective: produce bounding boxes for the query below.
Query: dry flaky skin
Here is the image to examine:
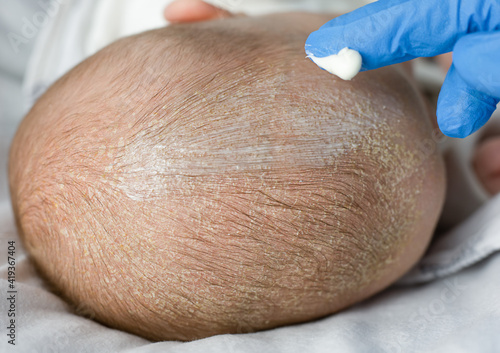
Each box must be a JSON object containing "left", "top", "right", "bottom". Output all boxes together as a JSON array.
[{"left": 9, "top": 14, "right": 445, "bottom": 341}]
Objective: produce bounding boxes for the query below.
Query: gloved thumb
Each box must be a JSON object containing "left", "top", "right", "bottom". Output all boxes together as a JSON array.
[
  {"left": 453, "top": 31, "right": 500, "bottom": 100},
  {"left": 437, "top": 65, "right": 499, "bottom": 138}
]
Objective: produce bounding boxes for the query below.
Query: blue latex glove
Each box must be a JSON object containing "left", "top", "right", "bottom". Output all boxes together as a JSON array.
[{"left": 305, "top": 0, "right": 500, "bottom": 138}]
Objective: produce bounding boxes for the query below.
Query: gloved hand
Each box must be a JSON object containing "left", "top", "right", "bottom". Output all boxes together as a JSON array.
[{"left": 305, "top": 0, "right": 500, "bottom": 138}]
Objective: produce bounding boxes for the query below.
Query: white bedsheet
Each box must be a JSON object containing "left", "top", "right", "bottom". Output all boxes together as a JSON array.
[{"left": 1, "top": 1, "right": 500, "bottom": 352}]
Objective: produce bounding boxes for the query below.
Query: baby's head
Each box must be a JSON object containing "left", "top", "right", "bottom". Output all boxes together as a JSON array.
[{"left": 9, "top": 13, "right": 445, "bottom": 341}]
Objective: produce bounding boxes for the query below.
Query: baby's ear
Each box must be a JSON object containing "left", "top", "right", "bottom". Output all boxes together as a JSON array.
[
  {"left": 164, "top": 0, "right": 234, "bottom": 23},
  {"left": 473, "top": 136, "right": 500, "bottom": 195}
]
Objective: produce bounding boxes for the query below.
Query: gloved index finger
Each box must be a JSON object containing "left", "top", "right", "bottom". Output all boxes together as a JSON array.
[{"left": 305, "top": 0, "right": 500, "bottom": 71}]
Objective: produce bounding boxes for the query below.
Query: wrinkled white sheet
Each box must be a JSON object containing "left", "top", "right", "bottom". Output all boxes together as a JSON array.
[{"left": 1, "top": 1, "right": 500, "bottom": 352}]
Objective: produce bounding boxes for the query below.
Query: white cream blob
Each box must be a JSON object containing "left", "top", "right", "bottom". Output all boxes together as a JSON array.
[{"left": 307, "top": 47, "right": 362, "bottom": 81}]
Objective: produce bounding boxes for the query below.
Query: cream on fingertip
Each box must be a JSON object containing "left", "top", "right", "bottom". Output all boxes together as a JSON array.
[{"left": 307, "top": 47, "right": 362, "bottom": 81}]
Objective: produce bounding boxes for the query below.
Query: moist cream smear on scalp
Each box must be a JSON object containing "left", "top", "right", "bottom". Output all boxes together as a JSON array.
[{"left": 307, "top": 47, "right": 362, "bottom": 81}]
